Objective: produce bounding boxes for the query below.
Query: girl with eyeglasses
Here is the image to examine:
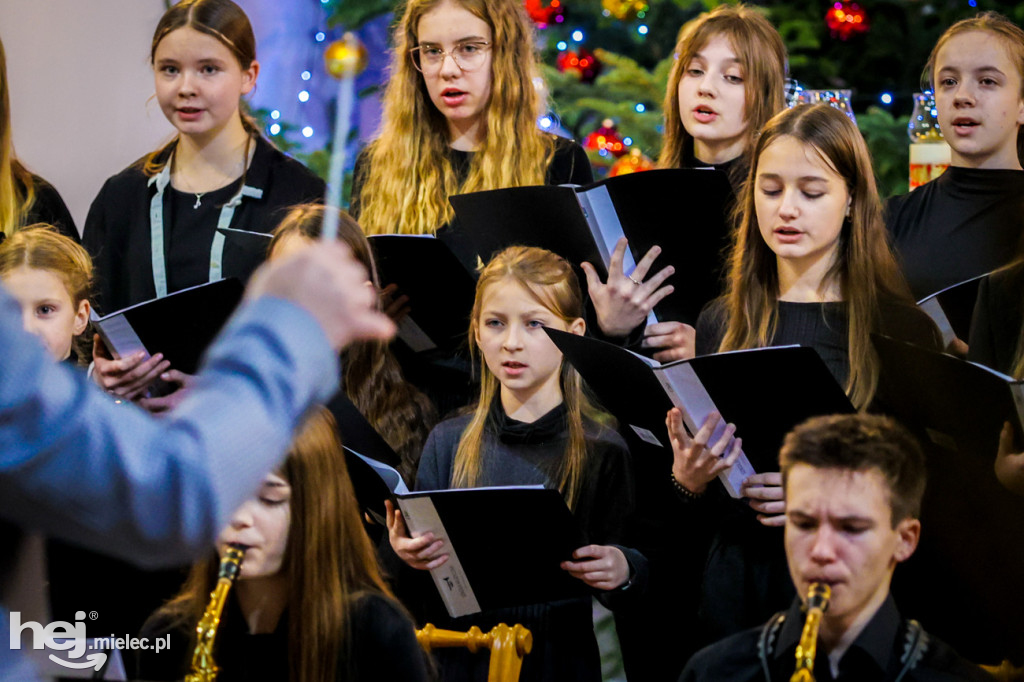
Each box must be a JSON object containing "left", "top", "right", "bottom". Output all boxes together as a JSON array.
[{"left": 349, "top": 0, "right": 592, "bottom": 237}]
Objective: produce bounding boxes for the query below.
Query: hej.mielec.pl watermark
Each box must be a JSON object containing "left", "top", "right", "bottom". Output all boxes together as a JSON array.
[{"left": 10, "top": 610, "right": 170, "bottom": 671}]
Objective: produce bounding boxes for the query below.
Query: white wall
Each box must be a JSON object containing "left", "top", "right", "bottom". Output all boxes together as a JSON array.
[{"left": 0, "top": 0, "right": 174, "bottom": 234}]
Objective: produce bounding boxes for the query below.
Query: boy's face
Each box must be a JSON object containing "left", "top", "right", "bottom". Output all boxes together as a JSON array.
[{"left": 784, "top": 465, "right": 920, "bottom": 636}]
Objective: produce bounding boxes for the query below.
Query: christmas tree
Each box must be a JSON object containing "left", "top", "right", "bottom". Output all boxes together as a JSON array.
[{"left": 323, "top": 0, "right": 1023, "bottom": 198}]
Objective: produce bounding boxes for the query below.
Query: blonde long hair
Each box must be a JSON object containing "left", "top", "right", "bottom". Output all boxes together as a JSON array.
[
  {"left": 356, "top": 0, "right": 553, "bottom": 235},
  {"left": 452, "top": 246, "right": 599, "bottom": 509},
  {"left": 659, "top": 4, "right": 786, "bottom": 174},
  {"left": 155, "top": 410, "right": 398, "bottom": 682},
  {"left": 0, "top": 36, "right": 39, "bottom": 236},
  {"left": 720, "top": 105, "right": 913, "bottom": 410}
]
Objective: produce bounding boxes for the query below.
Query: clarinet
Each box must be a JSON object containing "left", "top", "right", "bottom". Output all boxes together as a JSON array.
[
  {"left": 790, "top": 583, "right": 831, "bottom": 682},
  {"left": 185, "top": 543, "right": 246, "bottom": 682}
]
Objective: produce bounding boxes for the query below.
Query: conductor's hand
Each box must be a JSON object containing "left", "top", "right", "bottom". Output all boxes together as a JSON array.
[
  {"left": 642, "top": 321, "right": 696, "bottom": 363},
  {"left": 92, "top": 335, "right": 171, "bottom": 401},
  {"left": 667, "top": 409, "right": 742, "bottom": 495},
  {"left": 582, "top": 238, "right": 674, "bottom": 338},
  {"left": 386, "top": 500, "right": 449, "bottom": 570},
  {"left": 246, "top": 241, "right": 395, "bottom": 350},
  {"left": 561, "top": 545, "right": 629, "bottom": 590},
  {"left": 742, "top": 472, "right": 785, "bottom": 527}
]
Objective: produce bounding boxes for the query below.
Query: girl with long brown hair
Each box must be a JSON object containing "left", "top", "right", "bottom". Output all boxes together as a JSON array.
[
  {"left": 386, "top": 246, "right": 642, "bottom": 682},
  {"left": 350, "top": 0, "right": 591, "bottom": 237},
  {"left": 667, "top": 103, "right": 940, "bottom": 645},
  {"left": 82, "top": 0, "right": 324, "bottom": 406},
  {"left": 134, "top": 408, "right": 429, "bottom": 682},
  {"left": 267, "top": 204, "right": 436, "bottom": 482},
  {"left": 609, "top": 5, "right": 788, "bottom": 366}
]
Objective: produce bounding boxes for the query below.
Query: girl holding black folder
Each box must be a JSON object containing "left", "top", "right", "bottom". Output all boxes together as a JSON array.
[
  {"left": 667, "top": 104, "right": 940, "bottom": 644},
  {"left": 386, "top": 246, "right": 642, "bottom": 682},
  {"left": 82, "top": 0, "right": 324, "bottom": 408},
  {"left": 603, "top": 5, "right": 788, "bottom": 364}
]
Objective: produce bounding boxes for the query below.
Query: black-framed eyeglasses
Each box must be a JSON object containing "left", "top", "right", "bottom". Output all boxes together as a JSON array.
[{"left": 410, "top": 41, "right": 491, "bottom": 74}]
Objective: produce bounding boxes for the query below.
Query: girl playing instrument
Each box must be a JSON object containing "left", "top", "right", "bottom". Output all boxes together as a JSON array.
[
  {"left": 387, "top": 246, "right": 642, "bottom": 682},
  {"left": 135, "top": 408, "right": 429, "bottom": 682},
  {"left": 83, "top": 0, "right": 324, "bottom": 404}
]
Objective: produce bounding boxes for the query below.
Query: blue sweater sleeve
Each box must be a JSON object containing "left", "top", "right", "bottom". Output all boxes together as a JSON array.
[{"left": 0, "top": 290, "right": 338, "bottom": 569}]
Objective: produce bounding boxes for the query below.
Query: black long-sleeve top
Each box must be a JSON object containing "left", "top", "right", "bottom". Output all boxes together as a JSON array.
[
  {"left": 885, "top": 167, "right": 1024, "bottom": 300},
  {"left": 82, "top": 137, "right": 324, "bottom": 314},
  {"left": 413, "top": 401, "right": 641, "bottom": 682}
]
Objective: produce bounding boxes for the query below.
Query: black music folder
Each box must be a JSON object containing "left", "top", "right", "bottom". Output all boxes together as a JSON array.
[
  {"left": 545, "top": 329, "right": 854, "bottom": 496},
  {"left": 327, "top": 392, "right": 404, "bottom": 524},
  {"left": 367, "top": 234, "right": 477, "bottom": 353},
  {"left": 349, "top": 450, "right": 587, "bottom": 617},
  {"left": 90, "top": 278, "right": 243, "bottom": 375},
  {"left": 916, "top": 273, "right": 987, "bottom": 348},
  {"left": 445, "top": 168, "right": 733, "bottom": 324},
  {"left": 872, "top": 333, "right": 1024, "bottom": 457}
]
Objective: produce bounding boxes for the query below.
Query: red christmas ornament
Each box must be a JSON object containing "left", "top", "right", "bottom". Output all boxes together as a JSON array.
[
  {"left": 524, "top": 0, "right": 564, "bottom": 28},
  {"left": 609, "top": 149, "right": 654, "bottom": 176},
  {"left": 825, "top": 1, "right": 869, "bottom": 40},
  {"left": 556, "top": 48, "right": 602, "bottom": 84},
  {"left": 584, "top": 119, "right": 627, "bottom": 157}
]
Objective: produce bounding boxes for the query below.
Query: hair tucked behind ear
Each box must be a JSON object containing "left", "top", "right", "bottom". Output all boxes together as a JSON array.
[
  {"left": 721, "top": 104, "right": 912, "bottom": 409},
  {"left": 356, "top": 0, "right": 553, "bottom": 235},
  {"left": 923, "top": 11, "right": 1024, "bottom": 167},
  {"left": 453, "top": 246, "right": 600, "bottom": 509},
  {"left": 143, "top": 0, "right": 260, "bottom": 177}
]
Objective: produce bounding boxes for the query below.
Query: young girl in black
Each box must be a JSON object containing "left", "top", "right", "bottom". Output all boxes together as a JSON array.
[
  {"left": 387, "top": 246, "right": 643, "bottom": 682},
  {"left": 82, "top": 0, "right": 324, "bottom": 405},
  {"left": 669, "top": 104, "right": 939, "bottom": 647}
]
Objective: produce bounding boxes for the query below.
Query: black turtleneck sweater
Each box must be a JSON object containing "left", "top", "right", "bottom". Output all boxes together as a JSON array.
[
  {"left": 885, "top": 166, "right": 1024, "bottom": 300},
  {"left": 413, "top": 401, "right": 637, "bottom": 682}
]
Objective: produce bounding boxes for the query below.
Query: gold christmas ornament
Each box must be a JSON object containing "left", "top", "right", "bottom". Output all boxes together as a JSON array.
[
  {"left": 325, "top": 33, "right": 368, "bottom": 79},
  {"left": 601, "top": 0, "right": 648, "bottom": 22}
]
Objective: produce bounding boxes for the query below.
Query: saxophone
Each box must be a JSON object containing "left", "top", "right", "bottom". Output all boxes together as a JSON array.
[
  {"left": 790, "top": 582, "right": 831, "bottom": 682},
  {"left": 185, "top": 543, "right": 246, "bottom": 682}
]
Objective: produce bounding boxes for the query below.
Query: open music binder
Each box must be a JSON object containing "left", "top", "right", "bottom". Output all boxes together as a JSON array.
[
  {"left": 367, "top": 234, "right": 477, "bottom": 353},
  {"left": 915, "top": 272, "right": 987, "bottom": 348},
  {"left": 348, "top": 450, "right": 586, "bottom": 618},
  {"left": 544, "top": 328, "right": 854, "bottom": 497},
  {"left": 89, "top": 278, "right": 243, "bottom": 375},
  {"left": 445, "top": 168, "right": 733, "bottom": 324},
  {"left": 872, "top": 333, "right": 1024, "bottom": 457}
]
